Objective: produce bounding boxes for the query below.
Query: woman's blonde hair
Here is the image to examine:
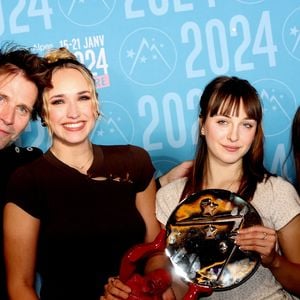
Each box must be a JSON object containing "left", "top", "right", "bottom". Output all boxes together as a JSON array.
[{"left": 41, "top": 47, "right": 100, "bottom": 132}]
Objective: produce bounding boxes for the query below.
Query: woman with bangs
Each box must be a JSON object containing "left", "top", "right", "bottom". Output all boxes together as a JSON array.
[
  {"left": 104, "top": 76, "right": 300, "bottom": 299},
  {"left": 155, "top": 76, "right": 300, "bottom": 299}
]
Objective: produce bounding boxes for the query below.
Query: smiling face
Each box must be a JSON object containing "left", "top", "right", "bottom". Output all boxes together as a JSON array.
[
  {"left": 44, "top": 67, "right": 97, "bottom": 147},
  {"left": 201, "top": 100, "right": 257, "bottom": 167},
  {"left": 0, "top": 72, "right": 38, "bottom": 149}
]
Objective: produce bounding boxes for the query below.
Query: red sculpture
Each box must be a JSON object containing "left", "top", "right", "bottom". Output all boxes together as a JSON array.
[{"left": 119, "top": 229, "right": 212, "bottom": 300}]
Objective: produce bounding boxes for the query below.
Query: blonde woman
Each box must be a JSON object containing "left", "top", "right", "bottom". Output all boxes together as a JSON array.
[{"left": 4, "top": 48, "right": 171, "bottom": 300}]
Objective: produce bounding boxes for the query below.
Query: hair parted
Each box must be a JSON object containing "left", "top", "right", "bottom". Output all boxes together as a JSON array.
[{"left": 184, "top": 75, "right": 271, "bottom": 201}]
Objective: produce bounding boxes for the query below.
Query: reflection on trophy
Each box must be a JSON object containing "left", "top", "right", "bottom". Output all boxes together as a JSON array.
[{"left": 166, "top": 189, "right": 262, "bottom": 291}]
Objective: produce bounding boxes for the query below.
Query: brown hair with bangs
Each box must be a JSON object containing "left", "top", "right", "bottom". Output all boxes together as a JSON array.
[{"left": 184, "top": 76, "right": 271, "bottom": 201}]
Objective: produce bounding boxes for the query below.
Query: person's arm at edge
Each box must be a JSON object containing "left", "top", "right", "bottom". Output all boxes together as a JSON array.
[
  {"left": 137, "top": 178, "right": 175, "bottom": 299},
  {"left": 269, "top": 215, "right": 300, "bottom": 296},
  {"left": 4, "top": 203, "right": 40, "bottom": 300}
]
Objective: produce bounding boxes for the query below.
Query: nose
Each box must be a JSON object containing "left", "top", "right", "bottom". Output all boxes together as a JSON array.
[
  {"left": 66, "top": 102, "right": 80, "bottom": 118},
  {"left": 0, "top": 103, "right": 15, "bottom": 125},
  {"left": 227, "top": 124, "right": 239, "bottom": 142}
]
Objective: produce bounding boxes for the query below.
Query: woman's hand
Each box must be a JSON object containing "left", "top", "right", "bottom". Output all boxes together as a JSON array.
[
  {"left": 159, "top": 160, "right": 193, "bottom": 187},
  {"left": 100, "top": 277, "right": 131, "bottom": 300},
  {"left": 100, "top": 270, "right": 175, "bottom": 300},
  {"left": 235, "top": 225, "right": 278, "bottom": 267},
  {"left": 161, "top": 286, "right": 176, "bottom": 300}
]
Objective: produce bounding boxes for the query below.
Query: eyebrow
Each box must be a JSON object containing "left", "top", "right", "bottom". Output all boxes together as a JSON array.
[
  {"left": 49, "top": 90, "right": 91, "bottom": 100},
  {"left": 215, "top": 114, "right": 256, "bottom": 121}
]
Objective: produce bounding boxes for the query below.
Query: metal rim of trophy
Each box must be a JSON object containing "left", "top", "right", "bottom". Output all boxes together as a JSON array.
[{"left": 165, "top": 189, "right": 262, "bottom": 291}]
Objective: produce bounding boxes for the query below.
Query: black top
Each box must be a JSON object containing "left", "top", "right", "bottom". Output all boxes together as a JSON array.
[
  {"left": 6, "top": 144, "right": 155, "bottom": 300},
  {"left": 0, "top": 144, "right": 43, "bottom": 200},
  {"left": 0, "top": 144, "right": 43, "bottom": 300}
]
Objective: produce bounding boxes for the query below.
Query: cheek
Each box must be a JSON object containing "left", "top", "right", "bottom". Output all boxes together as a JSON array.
[
  {"left": 47, "top": 109, "right": 64, "bottom": 122},
  {"left": 241, "top": 129, "right": 256, "bottom": 144},
  {"left": 84, "top": 106, "right": 98, "bottom": 122},
  {"left": 14, "top": 117, "right": 30, "bottom": 133},
  {"left": 206, "top": 125, "right": 227, "bottom": 140},
  {"left": 85, "top": 104, "right": 96, "bottom": 116},
  {"left": 46, "top": 113, "right": 63, "bottom": 132}
]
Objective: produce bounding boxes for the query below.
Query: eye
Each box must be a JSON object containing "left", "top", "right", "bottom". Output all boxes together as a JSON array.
[
  {"left": 16, "top": 105, "right": 31, "bottom": 117},
  {"left": 0, "top": 95, "right": 7, "bottom": 103},
  {"left": 243, "top": 123, "right": 253, "bottom": 128},
  {"left": 217, "top": 119, "right": 228, "bottom": 125},
  {"left": 243, "top": 120, "right": 256, "bottom": 129},
  {"left": 51, "top": 99, "right": 64, "bottom": 105},
  {"left": 79, "top": 95, "right": 91, "bottom": 101}
]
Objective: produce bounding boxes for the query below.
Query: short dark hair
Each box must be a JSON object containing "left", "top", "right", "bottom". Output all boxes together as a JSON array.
[{"left": 0, "top": 42, "right": 50, "bottom": 120}]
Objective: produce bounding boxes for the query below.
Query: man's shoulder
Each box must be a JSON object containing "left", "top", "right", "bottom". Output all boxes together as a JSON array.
[
  {"left": 0, "top": 145, "right": 43, "bottom": 192},
  {"left": 12, "top": 145, "right": 43, "bottom": 160},
  {"left": 0, "top": 144, "right": 43, "bottom": 167}
]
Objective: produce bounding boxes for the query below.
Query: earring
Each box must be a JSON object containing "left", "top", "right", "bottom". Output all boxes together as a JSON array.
[
  {"left": 96, "top": 111, "right": 102, "bottom": 119},
  {"left": 41, "top": 118, "right": 47, "bottom": 127},
  {"left": 200, "top": 127, "right": 205, "bottom": 135}
]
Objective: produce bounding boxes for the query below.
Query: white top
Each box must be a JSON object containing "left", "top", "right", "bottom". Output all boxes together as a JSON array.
[{"left": 156, "top": 176, "right": 300, "bottom": 300}]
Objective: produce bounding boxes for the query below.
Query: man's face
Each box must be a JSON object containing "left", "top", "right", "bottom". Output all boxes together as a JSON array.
[{"left": 0, "top": 72, "right": 38, "bottom": 149}]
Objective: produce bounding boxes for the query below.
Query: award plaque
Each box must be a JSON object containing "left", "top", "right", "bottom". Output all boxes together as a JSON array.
[{"left": 165, "top": 189, "right": 262, "bottom": 291}]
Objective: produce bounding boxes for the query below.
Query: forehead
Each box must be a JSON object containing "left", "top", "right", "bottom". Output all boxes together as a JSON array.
[
  {"left": 0, "top": 72, "right": 16, "bottom": 88},
  {"left": 49, "top": 68, "right": 90, "bottom": 93},
  {"left": 0, "top": 72, "right": 38, "bottom": 107}
]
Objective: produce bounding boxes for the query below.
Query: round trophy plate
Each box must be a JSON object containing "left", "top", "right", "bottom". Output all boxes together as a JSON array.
[{"left": 165, "top": 189, "right": 262, "bottom": 291}]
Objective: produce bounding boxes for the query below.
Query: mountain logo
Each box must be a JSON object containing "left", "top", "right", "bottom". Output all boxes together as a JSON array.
[
  {"left": 254, "top": 78, "right": 296, "bottom": 137},
  {"left": 90, "top": 101, "right": 135, "bottom": 145},
  {"left": 282, "top": 6, "right": 300, "bottom": 61},
  {"left": 58, "top": 0, "right": 116, "bottom": 26},
  {"left": 119, "top": 27, "right": 177, "bottom": 86}
]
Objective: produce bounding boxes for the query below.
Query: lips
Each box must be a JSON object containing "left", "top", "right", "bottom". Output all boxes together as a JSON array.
[
  {"left": 63, "top": 121, "right": 85, "bottom": 130},
  {"left": 223, "top": 145, "right": 240, "bottom": 152}
]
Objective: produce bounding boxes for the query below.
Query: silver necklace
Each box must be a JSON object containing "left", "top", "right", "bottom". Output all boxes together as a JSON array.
[
  {"left": 51, "top": 149, "right": 94, "bottom": 172},
  {"left": 68, "top": 154, "right": 93, "bottom": 171}
]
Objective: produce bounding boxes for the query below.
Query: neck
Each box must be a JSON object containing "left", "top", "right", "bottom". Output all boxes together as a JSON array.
[
  {"left": 204, "top": 161, "right": 242, "bottom": 192},
  {"left": 50, "top": 140, "right": 94, "bottom": 174}
]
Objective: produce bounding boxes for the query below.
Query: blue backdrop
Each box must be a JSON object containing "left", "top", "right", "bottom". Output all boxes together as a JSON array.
[{"left": 2, "top": 0, "right": 300, "bottom": 181}]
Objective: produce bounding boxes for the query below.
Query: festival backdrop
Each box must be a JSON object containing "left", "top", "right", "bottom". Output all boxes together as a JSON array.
[{"left": 1, "top": 0, "right": 300, "bottom": 181}]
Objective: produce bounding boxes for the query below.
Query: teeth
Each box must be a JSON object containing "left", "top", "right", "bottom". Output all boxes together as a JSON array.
[{"left": 64, "top": 122, "right": 83, "bottom": 128}]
